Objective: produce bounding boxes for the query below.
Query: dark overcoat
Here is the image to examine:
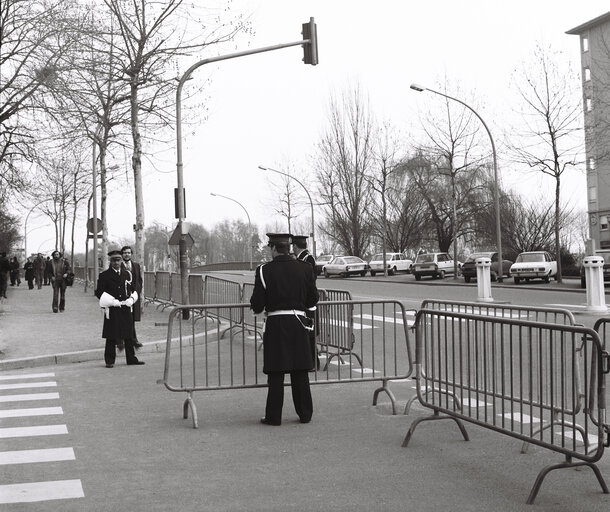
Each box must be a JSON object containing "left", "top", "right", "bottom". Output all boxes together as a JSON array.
[
  {"left": 122, "top": 261, "right": 143, "bottom": 321},
  {"left": 250, "top": 254, "right": 318, "bottom": 373},
  {"left": 95, "top": 267, "right": 135, "bottom": 340}
]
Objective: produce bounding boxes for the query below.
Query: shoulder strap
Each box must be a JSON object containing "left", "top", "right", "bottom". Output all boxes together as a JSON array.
[{"left": 258, "top": 264, "right": 267, "bottom": 290}]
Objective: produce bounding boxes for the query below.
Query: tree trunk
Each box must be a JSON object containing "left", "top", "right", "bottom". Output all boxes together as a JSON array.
[
  {"left": 555, "top": 175, "right": 562, "bottom": 283},
  {"left": 130, "top": 80, "right": 145, "bottom": 264}
]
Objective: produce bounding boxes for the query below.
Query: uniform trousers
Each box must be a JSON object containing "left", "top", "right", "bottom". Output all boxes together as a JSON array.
[
  {"left": 265, "top": 370, "right": 313, "bottom": 425},
  {"left": 104, "top": 339, "right": 139, "bottom": 365}
]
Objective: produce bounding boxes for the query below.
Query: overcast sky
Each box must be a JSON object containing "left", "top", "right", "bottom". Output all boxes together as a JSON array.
[{"left": 24, "top": 0, "right": 610, "bottom": 256}]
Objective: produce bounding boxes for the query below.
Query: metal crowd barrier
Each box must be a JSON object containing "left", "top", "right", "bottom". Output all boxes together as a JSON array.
[
  {"left": 403, "top": 307, "right": 610, "bottom": 504},
  {"left": 143, "top": 271, "right": 156, "bottom": 305},
  {"left": 188, "top": 274, "right": 205, "bottom": 305},
  {"left": 420, "top": 299, "right": 578, "bottom": 325},
  {"left": 169, "top": 273, "right": 182, "bottom": 304},
  {"left": 154, "top": 271, "right": 172, "bottom": 309},
  {"left": 317, "top": 289, "right": 355, "bottom": 370},
  {"left": 159, "top": 300, "right": 413, "bottom": 428}
]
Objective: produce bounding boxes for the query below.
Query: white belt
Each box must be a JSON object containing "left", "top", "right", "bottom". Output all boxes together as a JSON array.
[{"left": 267, "top": 309, "right": 306, "bottom": 317}]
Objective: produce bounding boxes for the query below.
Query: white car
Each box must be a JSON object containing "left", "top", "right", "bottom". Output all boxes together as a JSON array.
[
  {"left": 323, "top": 256, "right": 368, "bottom": 278},
  {"left": 510, "top": 251, "right": 557, "bottom": 284},
  {"left": 412, "top": 252, "right": 457, "bottom": 280},
  {"left": 368, "top": 252, "right": 413, "bottom": 276}
]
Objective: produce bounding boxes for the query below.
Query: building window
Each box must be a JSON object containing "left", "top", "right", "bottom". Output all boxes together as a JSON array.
[
  {"left": 589, "top": 157, "right": 596, "bottom": 170},
  {"left": 586, "top": 98, "right": 593, "bottom": 112},
  {"left": 584, "top": 67, "right": 591, "bottom": 81},
  {"left": 601, "top": 216, "right": 609, "bottom": 231},
  {"left": 589, "top": 186, "right": 597, "bottom": 202},
  {"left": 582, "top": 36, "right": 589, "bottom": 52}
]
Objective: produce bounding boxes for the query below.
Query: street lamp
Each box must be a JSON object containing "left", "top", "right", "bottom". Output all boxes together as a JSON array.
[
  {"left": 258, "top": 165, "right": 316, "bottom": 257},
  {"left": 210, "top": 193, "right": 253, "bottom": 271},
  {"left": 24, "top": 200, "right": 48, "bottom": 258},
  {"left": 410, "top": 83, "right": 503, "bottom": 282}
]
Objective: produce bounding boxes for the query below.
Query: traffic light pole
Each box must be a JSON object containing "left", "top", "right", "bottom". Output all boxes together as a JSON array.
[{"left": 175, "top": 20, "right": 318, "bottom": 315}]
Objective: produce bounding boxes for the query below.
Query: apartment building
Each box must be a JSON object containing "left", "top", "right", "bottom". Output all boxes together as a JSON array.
[{"left": 567, "top": 12, "right": 610, "bottom": 249}]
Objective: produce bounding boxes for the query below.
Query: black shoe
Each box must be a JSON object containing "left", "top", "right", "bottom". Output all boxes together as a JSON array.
[
  {"left": 299, "top": 417, "right": 311, "bottom": 424},
  {"left": 105, "top": 364, "right": 114, "bottom": 368},
  {"left": 260, "top": 417, "right": 281, "bottom": 426},
  {"left": 127, "top": 361, "right": 145, "bottom": 365},
  {"left": 53, "top": 308, "right": 58, "bottom": 313}
]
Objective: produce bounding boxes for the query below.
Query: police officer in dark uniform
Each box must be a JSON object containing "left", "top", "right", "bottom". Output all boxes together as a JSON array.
[
  {"left": 250, "top": 233, "right": 319, "bottom": 426},
  {"left": 95, "top": 250, "right": 145, "bottom": 368},
  {"left": 292, "top": 235, "right": 319, "bottom": 367}
]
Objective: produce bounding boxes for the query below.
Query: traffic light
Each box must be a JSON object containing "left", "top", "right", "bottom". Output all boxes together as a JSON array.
[{"left": 302, "top": 17, "right": 318, "bottom": 66}]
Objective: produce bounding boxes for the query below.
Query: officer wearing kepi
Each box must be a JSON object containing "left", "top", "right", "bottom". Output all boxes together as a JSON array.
[
  {"left": 292, "top": 235, "right": 318, "bottom": 367},
  {"left": 250, "top": 233, "right": 319, "bottom": 426}
]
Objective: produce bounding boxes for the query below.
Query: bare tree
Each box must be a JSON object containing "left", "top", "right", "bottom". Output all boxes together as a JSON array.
[
  {"left": 315, "top": 86, "right": 376, "bottom": 257},
  {"left": 103, "top": 0, "right": 250, "bottom": 262},
  {"left": 510, "top": 44, "right": 583, "bottom": 282}
]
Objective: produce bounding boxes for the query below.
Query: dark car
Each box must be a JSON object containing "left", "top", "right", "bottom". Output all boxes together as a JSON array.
[
  {"left": 461, "top": 252, "right": 513, "bottom": 283},
  {"left": 315, "top": 255, "right": 335, "bottom": 276},
  {"left": 580, "top": 250, "right": 610, "bottom": 288}
]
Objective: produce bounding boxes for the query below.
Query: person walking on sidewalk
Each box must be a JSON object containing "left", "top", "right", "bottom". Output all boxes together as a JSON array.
[
  {"left": 95, "top": 250, "right": 144, "bottom": 368},
  {"left": 250, "top": 233, "right": 318, "bottom": 426},
  {"left": 121, "top": 245, "right": 143, "bottom": 349},
  {"left": 9, "top": 256, "right": 21, "bottom": 286},
  {"left": 33, "top": 253, "right": 45, "bottom": 289},
  {"left": 0, "top": 252, "right": 9, "bottom": 298},
  {"left": 24, "top": 258, "right": 35, "bottom": 289},
  {"left": 49, "top": 250, "right": 71, "bottom": 313},
  {"left": 44, "top": 256, "right": 52, "bottom": 285}
]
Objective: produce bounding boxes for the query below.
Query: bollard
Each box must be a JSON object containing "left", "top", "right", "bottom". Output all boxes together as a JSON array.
[
  {"left": 584, "top": 256, "right": 608, "bottom": 313},
  {"left": 475, "top": 257, "right": 493, "bottom": 302}
]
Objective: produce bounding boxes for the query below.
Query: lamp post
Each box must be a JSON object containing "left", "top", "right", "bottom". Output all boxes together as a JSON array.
[
  {"left": 24, "top": 200, "right": 48, "bottom": 258},
  {"left": 410, "top": 83, "right": 503, "bottom": 282},
  {"left": 210, "top": 193, "right": 253, "bottom": 271},
  {"left": 258, "top": 165, "right": 316, "bottom": 257}
]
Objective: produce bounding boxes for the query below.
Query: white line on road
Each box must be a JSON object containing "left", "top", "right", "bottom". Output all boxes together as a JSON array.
[
  {"left": 0, "top": 447, "right": 75, "bottom": 465},
  {"left": 501, "top": 412, "right": 541, "bottom": 424},
  {"left": 0, "top": 479, "right": 84, "bottom": 503},
  {"left": 0, "top": 381, "right": 57, "bottom": 390},
  {"left": 358, "top": 314, "right": 411, "bottom": 325},
  {"left": 0, "top": 372, "right": 55, "bottom": 381},
  {"left": 0, "top": 393, "right": 60, "bottom": 403},
  {"left": 0, "top": 407, "right": 63, "bottom": 418},
  {"left": 0, "top": 425, "right": 68, "bottom": 438}
]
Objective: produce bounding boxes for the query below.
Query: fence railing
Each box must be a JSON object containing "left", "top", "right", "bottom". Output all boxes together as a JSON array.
[
  {"left": 403, "top": 307, "right": 610, "bottom": 504},
  {"left": 159, "top": 300, "right": 413, "bottom": 428}
]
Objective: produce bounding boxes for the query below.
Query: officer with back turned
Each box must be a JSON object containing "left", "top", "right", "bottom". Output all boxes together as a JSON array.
[{"left": 250, "top": 233, "right": 318, "bottom": 426}]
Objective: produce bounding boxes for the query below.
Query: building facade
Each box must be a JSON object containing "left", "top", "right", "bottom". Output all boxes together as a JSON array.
[{"left": 567, "top": 12, "right": 610, "bottom": 249}]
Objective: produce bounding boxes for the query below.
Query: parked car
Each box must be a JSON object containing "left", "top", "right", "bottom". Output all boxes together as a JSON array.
[
  {"left": 510, "top": 251, "right": 557, "bottom": 284},
  {"left": 322, "top": 256, "right": 369, "bottom": 278},
  {"left": 315, "top": 254, "right": 335, "bottom": 276},
  {"left": 368, "top": 252, "right": 413, "bottom": 276},
  {"left": 579, "top": 250, "right": 610, "bottom": 288},
  {"left": 461, "top": 252, "right": 513, "bottom": 283},
  {"left": 411, "top": 252, "right": 457, "bottom": 280}
]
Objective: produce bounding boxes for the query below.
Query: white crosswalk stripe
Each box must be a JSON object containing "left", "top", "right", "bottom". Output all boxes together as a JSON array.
[{"left": 0, "top": 371, "right": 83, "bottom": 505}]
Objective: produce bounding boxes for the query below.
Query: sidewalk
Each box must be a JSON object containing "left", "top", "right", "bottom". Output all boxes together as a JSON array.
[{"left": 0, "top": 279, "right": 172, "bottom": 370}]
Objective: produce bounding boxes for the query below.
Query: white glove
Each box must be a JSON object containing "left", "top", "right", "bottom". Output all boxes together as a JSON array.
[
  {"left": 112, "top": 299, "right": 121, "bottom": 307},
  {"left": 123, "top": 297, "right": 134, "bottom": 307}
]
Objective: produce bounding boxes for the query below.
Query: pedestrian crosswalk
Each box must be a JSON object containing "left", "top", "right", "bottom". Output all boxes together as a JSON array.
[{"left": 0, "top": 371, "right": 84, "bottom": 505}]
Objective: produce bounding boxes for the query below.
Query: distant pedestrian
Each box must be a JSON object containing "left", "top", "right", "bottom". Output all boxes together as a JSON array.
[
  {"left": 250, "top": 233, "right": 319, "bottom": 426},
  {"left": 292, "top": 235, "right": 318, "bottom": 367},
  {"left": 49, "top": 250, "right": 71, "bottom": 313},
  {"left": 24, "top": 258, "right": 35, "bottom": 289},
  {"left": 0, "top": 252, "right": 9, "bottom": 298},
  {"left": 95, "top": 250, "right": 144, "bottom": 368},
  {"left": 33, "top": 253, "right": 45, "bottom": 289},
  {"left": 9, "top": 256, "right": 21, "bottom": 286},
  {"left": 121, "top": 245, "right": 143, "bottom": 349},
  {"left": 44, "top": 256, "right": 52, "bottom": 285}
]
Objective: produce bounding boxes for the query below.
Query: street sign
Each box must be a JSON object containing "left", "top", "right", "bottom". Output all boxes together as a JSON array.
[
  {"left": 87, "top": 218, "right": 102, "bottom": 234},
  {"left": 168, "top": 225, "right": 194, "bottom": 247}
]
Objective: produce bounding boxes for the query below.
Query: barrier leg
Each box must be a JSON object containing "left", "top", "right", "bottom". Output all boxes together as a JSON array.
[
  {"left": 526, "top": 458, "right": 609, "bottom": 505},
  {"left": 402, "top": 410, "right": 469, "bottom": 447},
  {"left": 182, "top": 391, "right": 199, "bottom": 429},
  {"left": 372, "top": 378, "right": 397, "bottom": 415}
]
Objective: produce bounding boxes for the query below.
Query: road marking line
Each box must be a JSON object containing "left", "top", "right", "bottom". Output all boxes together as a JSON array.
[
  {"left": 326, "top": 319, "right": 373, "bottom": 330},
  {"left": 0, "top": 407, "right": 63, "bottom": 418},
  {"left": 350, "top": 368, "right": 379, "bottom": 374},
  {"left": 0, "top": 381, "right": 57, "bottom": 390},
  {"left": 0, "top": 425, "right": 68, "bottom": 438},
  {"left": 501, "top": 412, "right": 541, "bottom": 424},
  {"left": 559, "top": 430, "right": 598, "bottom": 444},
  {"left": 0, "top": 393, "right": 60, "bottom": 403},
  {"left": 0, "top": 372, "right": 55, "bottom": 381},
  {"left": 461, "top": 398, "right": 492, "bottom": 408},
  {"left": 0, "top": 479, "right": 84, "bottom": 503},
  {"left": 0, "top": 447, "right": 75, "bottom": 465}
]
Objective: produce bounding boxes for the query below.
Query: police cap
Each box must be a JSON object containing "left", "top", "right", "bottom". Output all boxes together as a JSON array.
[
  {"left": 291, "top": 235, "right": 308, "bottom": 243},
  {"left": 266, "top": 233, "right": 292, "bottom": 246},
  {"left": 108, "top": 250, "right": 122, "bottom": 259}
]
